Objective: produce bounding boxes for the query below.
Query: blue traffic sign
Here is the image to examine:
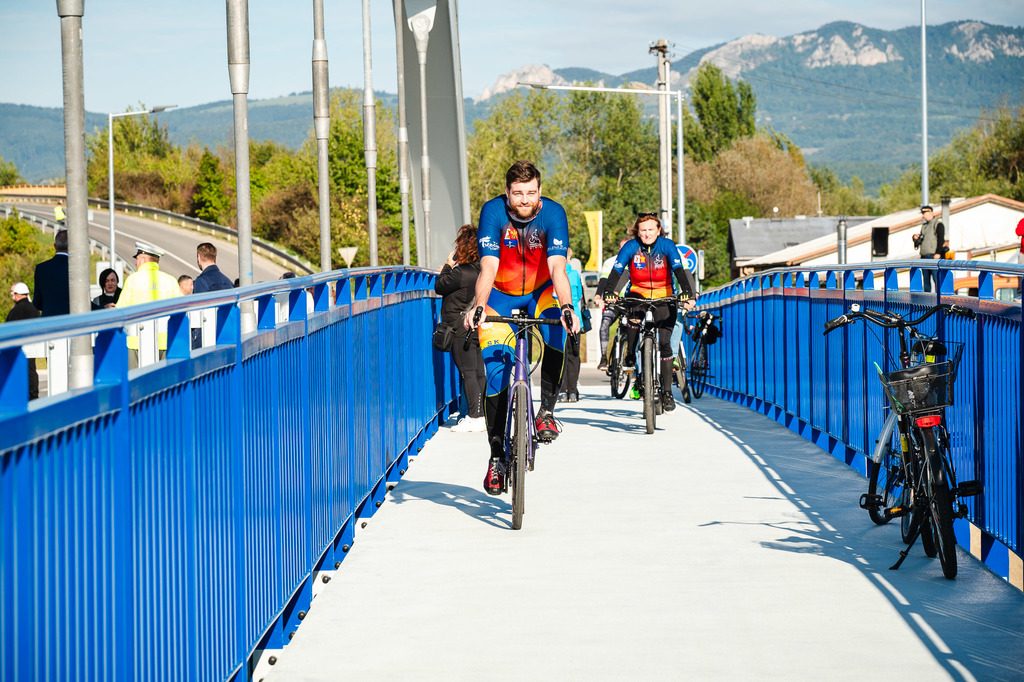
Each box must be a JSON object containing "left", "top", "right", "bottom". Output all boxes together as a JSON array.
[{"left": 676, "top": 243, "right": 698, "bottom": 274}]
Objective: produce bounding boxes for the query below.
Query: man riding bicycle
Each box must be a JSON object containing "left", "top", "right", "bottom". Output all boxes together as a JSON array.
[
  {"left": 603, "top": 212, "right": 696, "bottom": 412},
  {"left": 466, "top": 160, "right": 580, "bottom": 495}
]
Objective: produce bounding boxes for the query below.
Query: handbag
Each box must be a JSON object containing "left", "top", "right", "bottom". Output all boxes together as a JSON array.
[
  {"left": 432, "top": 320, "right": 456, "bottom": 353},
  {"left": 580, "top": 306, "right": 593, "bottom": 334}
]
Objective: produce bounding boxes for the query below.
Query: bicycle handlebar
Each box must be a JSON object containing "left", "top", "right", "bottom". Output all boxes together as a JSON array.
[
  {"left": 467, "top": 307, "right": 579, "bottom": 356},
  {"left": 823, "top": 303, "right": 976, "bottom": 336}
]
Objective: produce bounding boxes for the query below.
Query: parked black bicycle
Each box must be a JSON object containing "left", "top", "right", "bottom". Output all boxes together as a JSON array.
[
  {"left": 824, "top": 303, "right": 980, "bottom": 579},
  {"left": 687, "top": 310, "right": 721, "bottom": 399}
]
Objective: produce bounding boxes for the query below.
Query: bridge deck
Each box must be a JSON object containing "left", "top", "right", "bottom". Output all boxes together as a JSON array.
[{"left": 264, "top": 371, "right": 1024, "bottom": 681}]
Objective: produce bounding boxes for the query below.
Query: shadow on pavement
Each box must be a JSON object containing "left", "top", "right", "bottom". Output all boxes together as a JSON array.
[{"left": 688, "top": 395, "right": 1024, "bottom": 681}]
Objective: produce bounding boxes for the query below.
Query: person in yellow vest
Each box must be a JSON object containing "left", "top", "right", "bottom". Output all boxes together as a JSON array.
[
  {"left": 116, "top": 241, "right": 180, "bottom": 368},
  {"left": 54, "top": 202, "right": 66, "bottom": 224}
]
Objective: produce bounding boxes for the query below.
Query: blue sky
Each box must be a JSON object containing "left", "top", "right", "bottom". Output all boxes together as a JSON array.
[{"left": 1, "top": 0, "right": 1019, "bottom": 113}]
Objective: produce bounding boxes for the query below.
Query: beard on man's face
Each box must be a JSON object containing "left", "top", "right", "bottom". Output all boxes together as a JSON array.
[{"left": 510, "top": 197, "right": 540, "bottom": 220}]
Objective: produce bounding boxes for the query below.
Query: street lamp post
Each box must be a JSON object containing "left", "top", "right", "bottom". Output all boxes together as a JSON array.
[
  {"left": 108, "top": 105, "right": 175, "bottom": 270},
  {"left": 521, "top": 82, "right": 687, "bottom": 243}
]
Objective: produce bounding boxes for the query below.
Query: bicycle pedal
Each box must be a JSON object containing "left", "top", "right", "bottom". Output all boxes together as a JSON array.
[
  {"left": 859, "top": 493, "right": 882, "bottom": 510},
  {"left": 955, "top": 480, "right": 982, "bottom": 497},
  {"left": 885, "top": 506, "right": 907, "bottom": 519}
]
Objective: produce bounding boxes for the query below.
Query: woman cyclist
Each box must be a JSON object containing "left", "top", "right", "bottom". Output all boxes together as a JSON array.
[{"left": 603, "top": 212, "right": 696, "bottom": 412}]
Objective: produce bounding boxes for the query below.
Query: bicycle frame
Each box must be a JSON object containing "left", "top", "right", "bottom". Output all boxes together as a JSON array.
[{"left": 504, "top": 329, "right": 538, "bottom": 469}]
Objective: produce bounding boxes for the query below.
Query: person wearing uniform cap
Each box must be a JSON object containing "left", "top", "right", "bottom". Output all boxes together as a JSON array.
[
  {"left": 117, "top": 242, "right": 181, "bottom": 368},
  {"left": 6, "top": 282, "right": 41, "bottom": 399}
]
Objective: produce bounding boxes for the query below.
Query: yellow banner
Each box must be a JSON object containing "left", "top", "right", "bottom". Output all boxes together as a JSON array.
[{"left": 584, "top": 211, "right": 602, "bottom": 271}]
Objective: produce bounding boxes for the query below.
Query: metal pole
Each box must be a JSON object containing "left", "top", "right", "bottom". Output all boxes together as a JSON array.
[
  {"left": 921, "top": 0, "right": 929, "bottom": 207},
  {"left": 362, "top": 0, "right": 379, "bottom": 266},
  {"left": 837, "top": 215, "right": 848, "bottom": 265},
  {"left": 312, "top": 0, "right": 331, "bottom": 272},
  {"left": 676, "top": 90, "right": 685, "bottom": 244},
  {"left": 108, "top": 112, "right": 115, "bottom": 269},
  {"left": 394, "top": 0, "right": 412, "bottom": 266},
  {"left": 227, "top": 0, "right": 256, "bottom": 331},
  {"left": 663, "top": 58, "right": 673, "bottom": 231},
  {"left": 408, "top": 5, "right": 434, "bottom": 268},
  {"left": 56, "top": 0, "right": 92, "bottom": 389}
]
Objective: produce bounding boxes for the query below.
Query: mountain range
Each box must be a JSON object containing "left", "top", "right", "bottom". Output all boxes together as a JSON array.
[{"left": 2, "top": 20, "right": 1021, "bottom": 193}]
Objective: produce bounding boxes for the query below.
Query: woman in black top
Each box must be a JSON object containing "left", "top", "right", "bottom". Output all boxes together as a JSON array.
[
  {"left": 435, "top": 224, "right": 486, "bottom": 432},
  {"left": 92, "top": 268, "right": 121, "bottom": 310}
]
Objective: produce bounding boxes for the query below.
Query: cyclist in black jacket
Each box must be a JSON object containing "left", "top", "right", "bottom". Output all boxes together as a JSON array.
[{"left": 435, "top": 225, "right": 486, "bottom": 432}]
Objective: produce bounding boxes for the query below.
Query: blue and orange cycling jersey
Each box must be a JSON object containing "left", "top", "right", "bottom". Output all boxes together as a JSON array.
[
  {"left": 611, "top": 237, "right": 684, "bottom": 299},
  {"left": 477, "top": 195, "right": 570, "bottom": 296}
]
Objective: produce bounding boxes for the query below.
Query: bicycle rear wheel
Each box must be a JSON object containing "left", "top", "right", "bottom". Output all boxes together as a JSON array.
[
  {"left": 510, "top": 384, "right": 530, "bottom": 530},
  {"left": 642, "top": 336, "right": 656, "bottom": 434},
  {"left": 690, "top": 340, "right": 708, "bottom": 399},
  {"left": 610, "top": 335, "right": 630, "bottom": 399},
  {"left": 921, "top": 427, "right": 957, "bottom": 579}
]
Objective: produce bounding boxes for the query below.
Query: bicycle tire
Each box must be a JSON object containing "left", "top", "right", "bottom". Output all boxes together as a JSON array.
[
  {"left": 866, "top": 412, "right": 900, "bottom": 525},
  {"left": 690, "top": 340, "right": 708, "bottom": 399},
  {"left": 867, "top": 448, "right": 905, "bottom": 526},
  {"left": 676, "top": 349, "right": 691, "bottom": 404},
  {"left": 921, "top": 427, "right": 958, "bottom": 579},
  {"left": 510, "top": 384, "right": 529, "bottom": 530},
  {"left": 642, "top": 336, "right": 656, "bottom": 434},
  {"left": 610, "top": 335, "right": 630, "bottom": 399}
]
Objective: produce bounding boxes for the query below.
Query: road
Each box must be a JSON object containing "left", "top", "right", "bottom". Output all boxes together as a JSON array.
[{"left": 11, "top": 202, "right": 288, "bottom": 284}]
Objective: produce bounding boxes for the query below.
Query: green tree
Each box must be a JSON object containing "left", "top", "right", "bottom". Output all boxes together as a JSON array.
[
  {"left": 192, "top": 149, "right": 230, "bottom": 223},
  {"left": 0, "top": 153, "right": 23, "bottom": 186},
  {"left": 687, "top": 63, "right": 757, "bottom": 162},
  {"left": 687, "top": 190, "right": 760, "bottom": 287},
  {"left": 0, "top": 217, "right": 51, "bottom": 319}
]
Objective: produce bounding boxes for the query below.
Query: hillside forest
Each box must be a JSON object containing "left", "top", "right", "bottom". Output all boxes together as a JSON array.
[{"left": 1, "top": 63, "right": 1021, "bottom": 286}]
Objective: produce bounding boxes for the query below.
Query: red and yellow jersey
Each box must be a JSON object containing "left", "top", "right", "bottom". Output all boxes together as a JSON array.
[
  {"left": 611, "top": 237, "right": 683, "bottom": 299},
  {"left": 477, "top": 195, "right": 570, "bottom": 296}
]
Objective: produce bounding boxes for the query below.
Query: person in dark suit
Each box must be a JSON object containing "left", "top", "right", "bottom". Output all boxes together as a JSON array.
[
  {"left": 193, "top": 243, "right": 235, "bottom": 293},
  {"left": 6, "top": 281, "right": 41, "bottom": 399},
  {"left": 33, "top": 229, "right": 70, "bottom": 316}
]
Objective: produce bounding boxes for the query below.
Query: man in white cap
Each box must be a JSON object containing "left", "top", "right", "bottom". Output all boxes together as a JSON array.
[
  {"left": 6, "top": 282, "right": 41, "bottom": 398},
  {"left": 117, "top": 242, "right": 181, "bottom": 367}
]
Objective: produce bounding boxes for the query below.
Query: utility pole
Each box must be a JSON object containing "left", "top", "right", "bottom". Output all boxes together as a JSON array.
[
  {"left": 312, "top": 0, "right": 332, "bottom": 272},
  {"left": 56, "top": 0, "right": 92, "bottom": 389},
  {"left": 650, "top": 40, "right": 671, "bottom": 229}
]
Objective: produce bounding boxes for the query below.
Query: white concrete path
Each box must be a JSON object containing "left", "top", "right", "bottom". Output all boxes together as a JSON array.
[{"left": 264, "top": 379, "right": 1024, "bottom": 681}]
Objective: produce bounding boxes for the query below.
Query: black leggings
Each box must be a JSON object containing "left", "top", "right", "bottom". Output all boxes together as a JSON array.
[{"left": 452, "top": 332, "right": 485, "bottom": 418}]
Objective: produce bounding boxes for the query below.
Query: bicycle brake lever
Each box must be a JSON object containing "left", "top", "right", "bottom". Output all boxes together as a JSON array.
[{"left": 948, "top": 304, "right": 976, "bottom": 320}]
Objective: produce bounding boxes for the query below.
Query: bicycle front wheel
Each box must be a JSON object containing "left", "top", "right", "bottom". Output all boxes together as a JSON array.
[
  {"left": 510, "top": 384, "right": 530, "bottom": 530},
  {"left": 610, "top": 335, "right": 630, "bottom": 399},
  {"left": 675, "top": 348, "right": 691, "bottom": 404},
  {"left": 921, "top": 427, "right": 958, "bottom": 579},
  {"left": 690, "top": 339, "right": 708, "bottom": 399},
  {"left": 642, "top": 336, "right": 656, "bottom": 434}
]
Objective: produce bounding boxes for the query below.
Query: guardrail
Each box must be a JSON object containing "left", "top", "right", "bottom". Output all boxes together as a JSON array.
[
  {"left": 0, "top": 267, "right": 458, "bottom": 681},
  {"left": 5, "top": 205, "right": 133, "bottom": 274},
  {"left": 0, "top": 192, "right": 315, "bottom": 275},
  {"left": 695, "top": 258, "right": 1023, "bottom": 590}
]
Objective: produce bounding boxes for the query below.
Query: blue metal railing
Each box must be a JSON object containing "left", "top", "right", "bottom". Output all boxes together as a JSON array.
[
  {"left": 0, "top": 267, "right": 458, "bottom": 681},
  {"left": 692, "top": 258, "right": 1022, "bottom": 583}
]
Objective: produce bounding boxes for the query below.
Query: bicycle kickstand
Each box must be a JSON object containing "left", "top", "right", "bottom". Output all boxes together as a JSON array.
[{"left": 889, "top": 516, "right": 923, "bottom": 571}]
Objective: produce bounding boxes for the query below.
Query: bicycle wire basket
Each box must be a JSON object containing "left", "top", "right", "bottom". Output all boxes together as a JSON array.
[{"left": 875, "top": 343, "right": 963, "bottom": 416}]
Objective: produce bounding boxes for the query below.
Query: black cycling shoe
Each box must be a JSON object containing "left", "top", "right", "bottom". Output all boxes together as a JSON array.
[{"left": 661, "top": 391, "right": 676, "bottom": 412}]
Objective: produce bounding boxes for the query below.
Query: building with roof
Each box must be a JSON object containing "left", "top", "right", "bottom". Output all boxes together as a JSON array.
[
  {"left": 741, "top": 195, "right": 1024, "bottom": 285},
  {"left": 729, "top": 215, "right": 873, "bottom": 279}
]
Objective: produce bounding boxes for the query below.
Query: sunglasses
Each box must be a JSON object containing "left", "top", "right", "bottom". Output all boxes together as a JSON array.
[{"left": 637, "top": 212, "right": 659, "bottom": 219}]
